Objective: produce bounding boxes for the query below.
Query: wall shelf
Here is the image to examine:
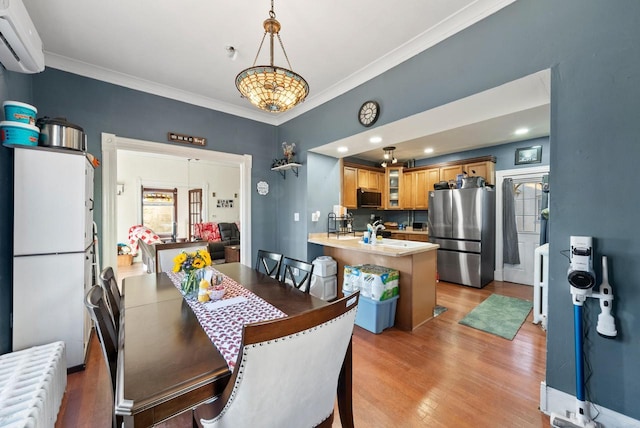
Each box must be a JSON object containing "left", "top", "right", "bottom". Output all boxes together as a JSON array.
[{"left": 271, "top": 162, "right": 301, "bottom": 179}]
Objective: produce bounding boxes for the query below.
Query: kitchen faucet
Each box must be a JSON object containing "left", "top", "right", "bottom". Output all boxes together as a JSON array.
[{"left": 372, "top": 220, "right": 385, "bottom": 239}]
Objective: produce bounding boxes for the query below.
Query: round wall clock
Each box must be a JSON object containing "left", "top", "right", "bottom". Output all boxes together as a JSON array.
[
  {"left": 256, "top": 181, "right": 269, "bottom": 196},
  {"left": 358, "top": 100, "right": 380, "bottom": 127}
]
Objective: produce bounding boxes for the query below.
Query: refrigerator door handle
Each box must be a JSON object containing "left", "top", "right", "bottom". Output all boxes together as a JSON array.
[{"left": 88, "top": 198, "right": 94, "bottom": 211}]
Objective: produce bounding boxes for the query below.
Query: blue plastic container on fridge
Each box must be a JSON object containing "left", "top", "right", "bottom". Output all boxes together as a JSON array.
[{"left": 0, "top": 121, "right": 40, "bottom": 147}]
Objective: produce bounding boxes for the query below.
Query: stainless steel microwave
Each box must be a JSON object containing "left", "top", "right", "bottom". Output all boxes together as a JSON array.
[{"left": 357, "top": 188, "right": 382, "bottom": 208}]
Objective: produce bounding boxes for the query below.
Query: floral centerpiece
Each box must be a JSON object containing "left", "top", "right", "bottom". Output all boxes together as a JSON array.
[{"left": 173, "top": 249, "right": 212, "bottom": 296}]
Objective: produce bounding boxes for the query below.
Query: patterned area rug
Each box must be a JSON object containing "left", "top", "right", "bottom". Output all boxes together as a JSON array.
[{"left": 459, "top": 294, "right": 532, "bottom": 340}]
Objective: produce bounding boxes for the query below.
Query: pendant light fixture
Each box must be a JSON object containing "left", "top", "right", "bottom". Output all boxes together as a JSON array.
[
  {"left": 380, "top": 146, "right": 397, "bottom": 168},
  {"left": 235, "top": 0, "right": 309, "bottom": 113}
]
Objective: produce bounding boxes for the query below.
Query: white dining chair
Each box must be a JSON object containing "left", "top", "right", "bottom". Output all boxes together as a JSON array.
[{"left": 193, "top": 292, "right": 360, "bottom": 428}]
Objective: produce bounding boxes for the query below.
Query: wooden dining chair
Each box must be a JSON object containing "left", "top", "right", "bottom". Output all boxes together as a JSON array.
[
  {"left": 84, "top": 285, "right": 122, "bottom": 428},
  {"left": 255, "top": 250, "right": 283, "bottom": 278},
  {"left": 280, "top": 256, "right": 315, "bottom": 293},
  {"left": 193, "top": 292, "right": 360, "bottom": 428},
  {"left": 99, "top": 266, "right": 121, "bottom": 334}
]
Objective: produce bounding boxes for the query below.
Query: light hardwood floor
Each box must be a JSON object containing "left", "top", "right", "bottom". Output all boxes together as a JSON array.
[{"left": 57, "top": 263, "right": 550, "bottom": 427}]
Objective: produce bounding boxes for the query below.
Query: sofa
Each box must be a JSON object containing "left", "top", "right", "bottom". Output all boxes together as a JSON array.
[{"left": 199, "top": 222, "right": 240, "bottom": 261}]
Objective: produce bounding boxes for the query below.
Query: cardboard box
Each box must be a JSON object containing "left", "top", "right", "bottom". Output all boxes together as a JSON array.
[{"left": 117, "top": 254, "right": 133, "bottom": 266}]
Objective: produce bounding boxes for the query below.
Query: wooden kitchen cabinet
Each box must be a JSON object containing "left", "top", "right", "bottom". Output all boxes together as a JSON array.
[
  {"left": 385, "top": 167, "right": 403, "bottom": 209},
  {"left": 402, "top": 171, "right": 413, "bottom": 208},
  {"left": 464, "top": 160, "right": 495, "bottom": 185},
  {"left": 425, "top": 168, "right": 440, "bottom": 205},
  {"left": 358, "top": 169, "right": 383, "bottom": 191},
  {"left": 440, "top": 165, "right": 463, "bottom": 183},
  {"left": 413, "top": 170, "right": 428, "bottom": 209},
  {"left": 342, "top": 166, "right": 357, "bottom": 208}
]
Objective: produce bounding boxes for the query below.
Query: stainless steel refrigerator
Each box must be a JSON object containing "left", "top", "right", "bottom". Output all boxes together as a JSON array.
[{"left": 428, "top": 187, "right": 495, "bottom": 288}]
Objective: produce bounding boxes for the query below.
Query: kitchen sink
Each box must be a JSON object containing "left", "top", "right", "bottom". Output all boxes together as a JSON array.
[{"left": 377, "top": 238, "right": 429, "bottom": 248}]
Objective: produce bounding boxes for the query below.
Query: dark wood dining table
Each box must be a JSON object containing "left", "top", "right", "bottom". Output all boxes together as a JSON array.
[{"left": 115, "top": 263, "right": 354, "bottom": 427}]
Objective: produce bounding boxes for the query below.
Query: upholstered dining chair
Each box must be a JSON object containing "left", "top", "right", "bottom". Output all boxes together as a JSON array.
[
  {"left": 155, "top": 242, "right": 209, "bottom": 273},
  {"left": 84, "top": 285, "right": 122, "bottom": 428},
  {"left": 193, "top": 292, "right": 360, "bottom": 428},
  {"left": 255, "top": 250, "right": 283, "bottom": 279},
  {"left": 280, "top": 256, "right": 315, "bottom": 293},
  {"left": 99, "top": 266, "right": 121, "bottom": 333}
]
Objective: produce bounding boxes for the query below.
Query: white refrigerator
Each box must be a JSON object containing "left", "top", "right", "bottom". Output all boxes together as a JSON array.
[{"left": 12, "top": 147, "right": 95, "bottom": 369}]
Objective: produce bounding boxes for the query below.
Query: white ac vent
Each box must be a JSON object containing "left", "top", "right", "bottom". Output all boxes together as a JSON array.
[{"left": 0, "top": 0, "right": 44, "bottom": 73}]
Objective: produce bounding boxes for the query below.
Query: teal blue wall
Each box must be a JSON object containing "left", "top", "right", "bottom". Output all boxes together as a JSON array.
[{"left": 278, "top": 0, "right": 640, "bottom": 418}]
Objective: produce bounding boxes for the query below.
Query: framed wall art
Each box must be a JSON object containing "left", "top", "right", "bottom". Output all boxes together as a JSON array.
[{"left": 515, "top": 146, "right": 542, "bottom": 165}]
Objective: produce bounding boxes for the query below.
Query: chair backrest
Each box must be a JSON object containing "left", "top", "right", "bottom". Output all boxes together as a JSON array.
[
  {"left": 155, "top": 242, "right": 209, "bottom": 273},
  {"left": 280, "top": 256, "right": 314, "bottom": 293},
  {"left": 84, "top": 285, "right": 118, "bottom": 391},
  {"left": 196, "top": 292, "right": 360, "bottom": 428},
  {"left": 255, "top": 250, "right": 283, "bottom": 279},
  {"left": 99, "top": 266, "right": 121, "bottom": 333}
]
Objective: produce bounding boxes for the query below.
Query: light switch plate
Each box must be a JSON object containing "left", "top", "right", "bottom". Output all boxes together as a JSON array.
[{"left": 294, "top": 212, "right": 299, "bottom": 221}]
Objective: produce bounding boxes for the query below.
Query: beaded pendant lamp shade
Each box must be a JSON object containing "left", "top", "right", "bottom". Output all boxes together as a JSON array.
[{"left": 235, "top": 0, "right": 309, "bottom": 113}]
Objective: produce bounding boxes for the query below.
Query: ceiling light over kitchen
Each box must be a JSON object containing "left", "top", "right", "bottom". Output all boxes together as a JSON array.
[
  {"left": 337, "top": 147, "right": 348, "bottom": 153},
  {"left": 381, "top": 146, "right": 397, "bottom": 167},
  {"left": 424, "top": 148, "right": 434, "bottom": 154},
  {"left": 369, "top": 136, "right": 382, "bottom": 144},
  {"left": 515, "top": 127, "right": 530, "bottom": 135},
  {"left": 235, "top": 0, "right": 309, "bottom": 113}
]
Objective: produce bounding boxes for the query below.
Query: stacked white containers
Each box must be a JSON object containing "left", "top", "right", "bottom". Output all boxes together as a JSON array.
[
  {"left": 310, "top": 256, "right": 337, "bottom": 301},
  {"left": 12, "top": 147, "right": 94, "bottom": 369}
]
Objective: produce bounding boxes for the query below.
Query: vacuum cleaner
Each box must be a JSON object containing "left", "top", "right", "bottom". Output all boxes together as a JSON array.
[{"left": 550, "top": 236, "right": 617, "bottom": 428}]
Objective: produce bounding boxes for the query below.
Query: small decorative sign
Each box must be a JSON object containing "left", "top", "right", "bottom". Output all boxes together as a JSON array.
[{"left": 168, "top": 132, "right": 207, "bottom": 146}]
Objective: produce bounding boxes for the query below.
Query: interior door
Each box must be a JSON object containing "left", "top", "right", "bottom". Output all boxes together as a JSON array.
[
  {"left": 188, "top": 188, "right": 203, "bottom": 240},
  {"left": 503, "top": 177, "right": 545, "bottom": 285}
]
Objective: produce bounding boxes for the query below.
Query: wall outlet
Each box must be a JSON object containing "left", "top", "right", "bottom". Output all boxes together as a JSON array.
[
  {"left": 311, "top": 211, "right": 320, "bottom": 222},
  {"left": 294, "top": 212, "right": 299, "bottom": 221}
]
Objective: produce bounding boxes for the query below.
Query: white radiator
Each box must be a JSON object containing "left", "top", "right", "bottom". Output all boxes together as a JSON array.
[
  {"left": 533, "top": 243, "right": 549, "bottom": 330},
  {"left": 0, "top": 341, "right": 67, "bottom": 428}
]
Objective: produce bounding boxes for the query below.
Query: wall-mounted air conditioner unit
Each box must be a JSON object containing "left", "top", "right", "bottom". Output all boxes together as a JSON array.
[{"left": 0, "top": 0, "right": 44, "bottom": 73}]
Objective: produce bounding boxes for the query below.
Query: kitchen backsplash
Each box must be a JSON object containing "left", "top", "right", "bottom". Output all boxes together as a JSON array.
[{"left": 347, "top": 208, "right": 428, "bottom": 231}]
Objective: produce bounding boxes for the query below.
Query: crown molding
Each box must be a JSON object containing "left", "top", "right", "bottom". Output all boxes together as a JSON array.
[{"left": 44, "top": 0, "right": 515, "bottom": 126}]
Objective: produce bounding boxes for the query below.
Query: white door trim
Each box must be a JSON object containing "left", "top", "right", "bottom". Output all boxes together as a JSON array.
[
  {"left": 101, "top": 132, "right": 252, "bottom": 272},
  {"left": 495, "top": 165, "right": 549, "bottom": 281}
]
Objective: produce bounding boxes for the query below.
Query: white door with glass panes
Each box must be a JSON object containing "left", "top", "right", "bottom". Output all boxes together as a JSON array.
[{"left": 503, "top": 175, "right": 545, "bottom": 285}]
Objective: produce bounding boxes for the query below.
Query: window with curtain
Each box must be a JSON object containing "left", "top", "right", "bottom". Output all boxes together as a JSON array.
[{"left": 141, "top": 187, "right": 177, "bottom": 239}]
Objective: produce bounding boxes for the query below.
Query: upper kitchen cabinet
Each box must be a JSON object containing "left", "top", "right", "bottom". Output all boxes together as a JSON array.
[
  {"left": 357, "top": 168, "right": 383, "bottom": 191},
  {"left": 385, "top": 166, "right": 403, "bottom": 209},
  {"left": 402, "top": 170, "right": 414, "bottom": 208},
  {"left": 342, "top": 166, "right": 358, "bottom": 208},
  {"left": 464, "top": 160, "right": 495, "bottom": 186},
  {"left": 439, "top": 165, "right": 463, "bottom": 183}
]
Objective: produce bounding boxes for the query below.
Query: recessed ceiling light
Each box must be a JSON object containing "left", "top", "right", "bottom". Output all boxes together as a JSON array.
[
  {"left": 424, "top": 148, "right": 434, "bottom": 154},
  {"left": 515, "top": 127, "right": 530, "bottom": 135},
  {"left": 369, "top": 136, "right": 382, "bottom": 143},
  {"left": 337, "top": 147, "right": 348, "bottom": 153}
]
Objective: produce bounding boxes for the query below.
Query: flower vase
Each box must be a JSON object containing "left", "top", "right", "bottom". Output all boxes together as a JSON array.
[{"left": 181, "top": 271, "right": 199, "bottom": 298}]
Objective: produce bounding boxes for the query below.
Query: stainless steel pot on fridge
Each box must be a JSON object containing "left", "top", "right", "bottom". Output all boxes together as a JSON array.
[{"left": 36, "top": 117, "right": 86, "bottom": 151}]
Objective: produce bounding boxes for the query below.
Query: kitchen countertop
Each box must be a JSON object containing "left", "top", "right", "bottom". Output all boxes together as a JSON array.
[{"left": 308, "top": 233, "right": 438, "bottom": 257}]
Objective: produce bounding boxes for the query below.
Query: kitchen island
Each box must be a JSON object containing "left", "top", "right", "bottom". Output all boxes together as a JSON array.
[{"left": 308, "top": 234, "right": 439, "bottom": 331}]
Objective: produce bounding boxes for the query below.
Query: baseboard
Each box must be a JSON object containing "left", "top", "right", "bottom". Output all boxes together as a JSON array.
[{"left": 540, "top": 382, "right": 640, "bottom": 427}]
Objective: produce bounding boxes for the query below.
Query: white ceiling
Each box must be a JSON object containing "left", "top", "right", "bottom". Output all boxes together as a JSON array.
[
  {"left": 22, "top": 0, "right": 516, "bottom": 126},
  {"left": 312, "top": 69, "right": 551, "bottom": 163},
  {"left": 21, "top": 0, "right": 549, "bottom": 162}
]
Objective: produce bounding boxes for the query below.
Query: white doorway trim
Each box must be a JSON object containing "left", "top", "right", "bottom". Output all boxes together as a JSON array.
[
  {"left": 101, "top": 132, "right": 252, "bottom": 272},
  {"left": 495, "top": 165, "right": 549, "bottom": 281}
]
